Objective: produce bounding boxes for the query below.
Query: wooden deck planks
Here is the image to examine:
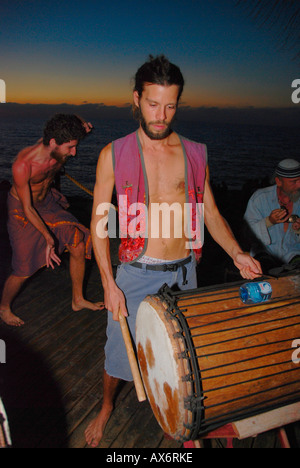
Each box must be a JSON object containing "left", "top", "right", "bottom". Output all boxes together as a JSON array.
[
  {"left": 0, "top": 255, "right": 181, "bottom": 448},
  {"left": 1, "top": 251, "right": 300, "bottom": 448}
]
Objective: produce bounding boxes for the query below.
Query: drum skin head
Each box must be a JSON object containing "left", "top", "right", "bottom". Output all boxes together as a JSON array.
[
  {"left": 136, "top": 275, "right": 300, "bottom": 441},
  {"left": 136, "top": 296, "right": 193, "bottom": 441}
]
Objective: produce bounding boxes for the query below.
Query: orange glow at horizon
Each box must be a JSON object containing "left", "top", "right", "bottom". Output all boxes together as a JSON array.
[
  {"left": 7, "top": 96, "right": 130, "bottom": 106},
  {"left": 6, "top": 88, "right": 131, "bottom": 107},
  {"left": 4, "top": 75, "right": 133, "bottom": 107},
  {"left": 5, "top": 80, "right": 290, "bottom": 109},
  {"left": 7, "top": 92, "right": 272, "bottom": 109}
]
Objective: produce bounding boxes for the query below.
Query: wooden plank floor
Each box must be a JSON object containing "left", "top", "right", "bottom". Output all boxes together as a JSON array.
[
  {"left": 0, "top": 254, "right": 183, "bottom": 449},
  {"left": 1, "top": 255, "right": 300, "bottom": 448}
]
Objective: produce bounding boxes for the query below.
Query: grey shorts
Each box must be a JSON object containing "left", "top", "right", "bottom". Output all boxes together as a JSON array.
[{"left": 104, "top": 256, "right": 197, "bottom": 381}]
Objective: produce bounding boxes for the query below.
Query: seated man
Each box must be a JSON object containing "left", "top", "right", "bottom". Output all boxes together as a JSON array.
[
  {"left": 244, "top": 158, "right": 300, "bottom": 273},
  {"left": 0, "top": 114, "right": 104, "bottom": 327}
]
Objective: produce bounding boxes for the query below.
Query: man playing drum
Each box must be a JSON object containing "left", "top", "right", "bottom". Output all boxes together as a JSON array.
[
  {"left": 86, "top": 55, "right": 262, "bottom": 447},
  {"left": 0, "top": 114, "right": 104, "bottom": 327}
]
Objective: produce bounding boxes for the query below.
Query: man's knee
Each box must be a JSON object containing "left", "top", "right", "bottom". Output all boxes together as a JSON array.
[{"left": 67, "top": 240, "right": 85, "bottom": 258}]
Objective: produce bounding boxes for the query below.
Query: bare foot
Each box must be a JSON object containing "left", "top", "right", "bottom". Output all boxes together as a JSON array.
[
  {"left": 85, "top": 405, "right": 113, "bottom": 447},
  {"left": 72, "top": 299, "right": 105, "bottom": 312},
  {"left": 0, "top": 308, "right": 24, "bottom": 327}
]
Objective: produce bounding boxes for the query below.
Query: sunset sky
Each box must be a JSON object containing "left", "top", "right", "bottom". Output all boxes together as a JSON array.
[{"left": 0, "top": 0, "right": 299, "bottom": 108}]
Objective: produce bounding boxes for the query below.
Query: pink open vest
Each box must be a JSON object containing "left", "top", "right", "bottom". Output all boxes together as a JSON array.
[{"left": 112, "top": 131, "right": 207, "bottom": 263}]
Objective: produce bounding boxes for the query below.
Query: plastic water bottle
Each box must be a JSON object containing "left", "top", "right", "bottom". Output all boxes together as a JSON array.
[{"left": 240, "top": 281, "right": 272, "bottom": 304}]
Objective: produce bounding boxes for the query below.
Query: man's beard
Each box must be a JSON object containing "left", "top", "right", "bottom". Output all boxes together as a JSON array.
[
  {"left": 138, "top": 108, "right": 174, "bottom": 140},
  {"left": 286, "top": 190, "right": 300, "bottom": 203},
  {"left": 51, "top": 150, "right": 71, "bottom": 165}
]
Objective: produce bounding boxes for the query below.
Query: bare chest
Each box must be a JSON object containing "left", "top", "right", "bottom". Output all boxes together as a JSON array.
[
  {"left": 29, "top": 160, "right": 61, "bottom": 185},
  {"left": 143, "top": 150, "right": 186, "bottom": 204}
]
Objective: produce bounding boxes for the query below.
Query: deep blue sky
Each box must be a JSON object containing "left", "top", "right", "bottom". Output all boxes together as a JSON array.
[{"left": 0, "top": 0, "right": 299, "bottom": 107}]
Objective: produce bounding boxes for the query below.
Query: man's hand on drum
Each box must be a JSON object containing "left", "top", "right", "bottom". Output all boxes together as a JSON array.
[
  {"left": 233, "top": 252, "right": 262, "bottom": 280},
  {"left": 105, "top": 285, "right": 128, "bottom": 321}
]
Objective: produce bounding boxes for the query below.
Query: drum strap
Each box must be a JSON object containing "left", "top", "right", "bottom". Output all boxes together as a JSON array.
[{"left": 130, "top": 256, "right": 192, "bottom": 285}]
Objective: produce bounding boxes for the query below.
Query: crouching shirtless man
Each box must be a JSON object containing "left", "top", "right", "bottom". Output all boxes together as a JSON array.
[{"left": 0, "top": 114, "right": 104, "bottom": 326}]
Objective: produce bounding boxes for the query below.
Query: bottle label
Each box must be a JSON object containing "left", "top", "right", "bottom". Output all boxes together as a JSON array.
[
  {"left": 240, "top": 281, "right": 272, "bottom": 304},
  {"left": 259, "top": 282, "right": 272, "bottom": 294}
]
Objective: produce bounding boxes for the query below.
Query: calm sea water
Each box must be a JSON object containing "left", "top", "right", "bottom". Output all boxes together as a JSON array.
[{"left": 0, "top": 116, "right": 299, "bottom": 198}]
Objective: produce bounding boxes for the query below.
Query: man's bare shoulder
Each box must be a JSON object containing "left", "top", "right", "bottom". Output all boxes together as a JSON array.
[
  {"left": 14, "top": 141, "right": 41, "bottom": 165},
  {"left": 99, "top": 142, "right": 112, "bottom": 159},
  {"left": 11, "top": 152, "right": 31, "bottom": 185},
  {"left": 96, "top": 142, "right": 113, "bottom": 170},
  {"left": 12, "top": 142, "right": 43, "bottom": 183},
  {"left": 12, "top": 147, "right": 33, "bottom": 171}
]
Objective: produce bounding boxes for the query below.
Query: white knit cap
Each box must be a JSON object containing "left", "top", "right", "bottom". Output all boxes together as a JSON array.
[{"left": 275, "top": 159, "right": 300, "bottom": 178}]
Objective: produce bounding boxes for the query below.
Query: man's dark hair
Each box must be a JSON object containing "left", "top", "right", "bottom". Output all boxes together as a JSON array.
[
  {"left": 133, "top": 54, "right": 185, "bottom": 102},
  {"left": 43, "top": 114, "right": 87, "bottom": 146}
]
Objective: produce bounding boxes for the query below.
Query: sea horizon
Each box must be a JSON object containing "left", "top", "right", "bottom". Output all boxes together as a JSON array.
[{"left": 0, "top": 112, "right": 299, "bottom": 199}]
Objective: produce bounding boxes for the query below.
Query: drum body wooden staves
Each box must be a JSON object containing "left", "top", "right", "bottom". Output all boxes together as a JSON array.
[{"left": 136, "top": 274, "right": 300, "bottom": 441}]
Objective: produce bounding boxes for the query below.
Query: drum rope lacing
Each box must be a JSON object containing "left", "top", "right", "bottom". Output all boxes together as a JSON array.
[{"left": 158, "top": 283, "right": 205, "bottom": 441}]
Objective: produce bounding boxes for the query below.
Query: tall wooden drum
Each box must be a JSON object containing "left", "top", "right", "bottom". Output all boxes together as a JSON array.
[{"left": 136, "top": 274, "right": 300, "bottom": 442}]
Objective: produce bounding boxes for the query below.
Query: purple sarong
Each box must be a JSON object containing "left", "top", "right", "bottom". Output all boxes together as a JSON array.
[{"left": 7, "top": 188, "right": 92, "bottom": 277}]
